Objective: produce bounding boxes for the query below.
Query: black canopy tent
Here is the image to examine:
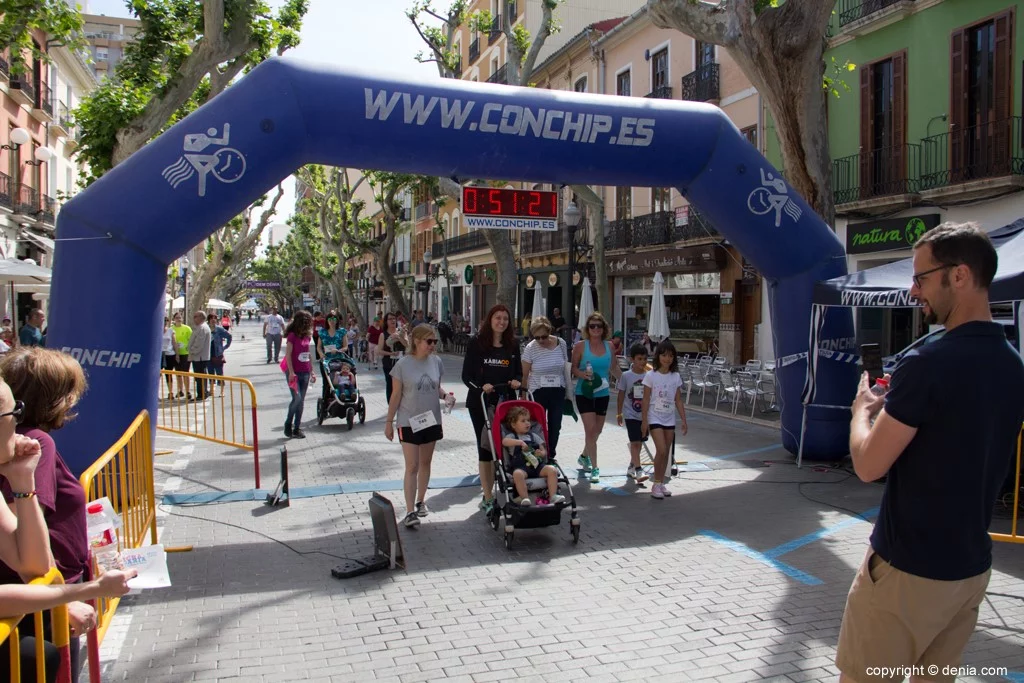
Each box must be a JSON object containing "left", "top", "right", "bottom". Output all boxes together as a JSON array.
[{"left": 795, "top": 217, "right": 1024, "bottom": 466}]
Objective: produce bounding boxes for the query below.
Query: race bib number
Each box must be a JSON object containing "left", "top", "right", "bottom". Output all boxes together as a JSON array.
[
  {"left": 298, "top": 352, "right": 311, "bottom": 363},
  {"left": 632, "top": 385, "right": 644, "bottom": 400},
  {"left": 410, "top": 410, "right": 438, "bottom": 433},
  {"left": 654, "top": 391, "right": 672, "bottom": 414},
  {"left": 325, "top": 344, "right": 338, "bottom": 354},
  {"left": 537, "top": 374, "right": 561, "bottom": 388}
]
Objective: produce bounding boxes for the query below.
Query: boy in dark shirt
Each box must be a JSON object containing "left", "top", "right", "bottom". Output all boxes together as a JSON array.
[{"left": 838, "top": 223, "right": 1024, "bottom": 682}]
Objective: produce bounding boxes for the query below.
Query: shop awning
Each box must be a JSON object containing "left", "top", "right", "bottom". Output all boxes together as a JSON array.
[
  {"left": 0, "top": 258, "right": 52, "bottom": 284},
  {"left": 813, "top": 218, "right": 1024, "bottom": 307},
  {"left": 21, "top": 231, "right": 55, "bottom": 253}
]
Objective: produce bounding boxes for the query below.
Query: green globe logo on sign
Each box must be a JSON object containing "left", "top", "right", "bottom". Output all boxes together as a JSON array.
[{"left": 905, "top": 217, "right": 928, "bottom": 246}]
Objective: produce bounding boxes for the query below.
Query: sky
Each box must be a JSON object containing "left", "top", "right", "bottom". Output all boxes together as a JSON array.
[{"left": 82, "top": 0, "right": 442, "bottom": 252}]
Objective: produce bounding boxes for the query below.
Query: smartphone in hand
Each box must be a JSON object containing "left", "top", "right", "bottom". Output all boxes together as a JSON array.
[{"left": 860, "top": 343, "right": 884, "bottom": 385}]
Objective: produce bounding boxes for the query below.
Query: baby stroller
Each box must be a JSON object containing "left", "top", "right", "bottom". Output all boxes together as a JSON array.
[
  {"left": 316, "top": 351, "right": 366, "bottom": 430},
  {"left": 482, "top": 391, "right": 581, "bottom": 549}
]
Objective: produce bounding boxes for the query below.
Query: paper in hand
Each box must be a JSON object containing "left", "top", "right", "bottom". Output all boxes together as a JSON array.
[{"left": 122, "top": 545, "right": 171, "bottom": 590}]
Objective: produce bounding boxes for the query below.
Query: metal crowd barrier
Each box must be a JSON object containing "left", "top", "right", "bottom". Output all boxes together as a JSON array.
[
  {"left": 0, "top": 567, "right": 72, "bottom": 683},
  {"left": 991, "top": 426, "right": 1023, "bottom": 545},
  {"left": 158, "top": 370, "right": 261, "bottom": 488},
  {"left": 79, "top": 410, "right": 158, "bottom": 683}
]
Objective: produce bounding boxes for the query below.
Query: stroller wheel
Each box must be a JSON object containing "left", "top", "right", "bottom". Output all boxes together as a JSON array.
[
  {"left": 346, "top": 408, "right": 355, "bottom": 431},
  {"left": 316, "top": 398, "right": 324, "bottom": 426},
  {"left": 488, "top": 505, "right": 500, "bottom": 531},
  {"left": 570, "top": 517, "right": 581, "bottom": 544},
  {"left": 504, "top": 530, "right": 514, "bottom": 550},
  {"left": 358, "top": 399, "right": 366, "bottom": 424}
]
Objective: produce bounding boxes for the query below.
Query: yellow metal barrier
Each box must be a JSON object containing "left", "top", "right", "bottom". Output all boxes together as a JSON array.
[
  {"left": 0, "top": 567, "right": 71, "bottom": 683},
  {"left": 158, "top": 370, "right": 261, "bottom": 488},
  {"left": 79, "top": 410, "right": 158, "bottom": 683},
  {"left": 991, "top": 426, "right": 1023, "bottom": 545}
]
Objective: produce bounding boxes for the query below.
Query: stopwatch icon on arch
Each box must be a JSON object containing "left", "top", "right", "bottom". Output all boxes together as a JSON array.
[{"left": 211, "top": 147, "right": 246, "bottom": 183}]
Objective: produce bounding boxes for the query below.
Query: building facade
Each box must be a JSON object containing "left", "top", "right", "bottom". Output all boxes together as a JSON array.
[
  {"left": 80, "top": 13, "right": 141, "bottom": 80},
  {"left": 768, "top": 0, "right": 1024, "bottom": 356}
]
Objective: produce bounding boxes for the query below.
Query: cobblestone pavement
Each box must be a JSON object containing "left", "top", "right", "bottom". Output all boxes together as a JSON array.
[{"left": 99, "top": 320, "right": 1024, "bottom": 682}]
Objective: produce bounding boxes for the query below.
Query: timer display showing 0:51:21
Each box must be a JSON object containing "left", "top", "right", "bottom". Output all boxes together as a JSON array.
[{"left": 462, "top": 187, "right": 558, "bottom": 219}]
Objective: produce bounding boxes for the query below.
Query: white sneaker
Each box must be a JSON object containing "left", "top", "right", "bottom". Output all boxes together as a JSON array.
[
  {"left": 633, "top": 466, "right": 649, "bottom": 484},
  {"left": 513, "top": 496, "right": 532, "bottom": 507},
  {"left": 651, "top": 483, "right": 665, "bottom": 500},
  {"left": 661, "top": 484, "right": 673, "bottom": 497},
  {"left": 550, "top": 494, "right": 566, "bottom": 505},
  {"left": 403, "top": 512, "right": 421, "bottom": 527}
]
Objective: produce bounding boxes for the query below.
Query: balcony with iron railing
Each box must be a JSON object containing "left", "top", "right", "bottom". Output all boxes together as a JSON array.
[
  {"left": 832, "top": 143, "right": 922, "bottom": 206},
  {"left": 39, "top": 194, "right": 56, "bottom": 224},
  {"left": 606, "top": 208, "right": 720, "bottom": 249},
  {"left": 35, "top": 81, "right": 53, "bottom": 119},
  {"left": 837, "top": 0, "right": 914, "bottom": 27},
  {"left": 486, "top": 63, "right": 509, "bottom": 85},
  {"left": 9, "top": 72, "right": 35, "bottom": 106},
  {"left": 0, "top": 54, "right": 8, "bottom": 79},
  {"left": 0, "top": 173, "right": 11, "bottom": 211},
  {"left": 644, "top": 85, "right": 673, "bottom": 100},
  {"left": 489, "top": 14, "right": 503, "bottom": 44},
  {"left": 431, "top": 230, "right": 490, "bottom": 258},
  {"left": 520, "top": 227, "right": 569, "bottom": 255},
  {"left": 390, "top": 260, "right": 412, "bottom": 276},
  {"left": 681, "top": 63, "right": 719, "bottom": 103},
  {"left": 469, "top": 39, "right": 480, "bottom": 63},
  {"left": 920, "top": 117, "right": 1024, "bottom": 192},
  {"left": 414, "top": 202, "right": 431, "bottom": 220},
  {"left": 14, "top": 184, "right": 39, "bottom": 217},
  {"left": 53, "top": 101, "right": 73, "bottom": 136}
]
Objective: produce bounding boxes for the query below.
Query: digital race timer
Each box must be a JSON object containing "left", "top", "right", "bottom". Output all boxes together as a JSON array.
[{"left": 462, "top": 187, "right": 558, "bottom": 219}]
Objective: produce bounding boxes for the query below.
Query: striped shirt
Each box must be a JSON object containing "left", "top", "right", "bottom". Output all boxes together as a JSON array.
[{"left": 523, "top": 338, "right": 567, "bottom": 393}]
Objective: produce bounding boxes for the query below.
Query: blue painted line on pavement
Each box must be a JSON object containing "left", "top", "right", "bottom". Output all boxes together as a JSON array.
[
  {"left": 764, "top": 506, "right": 880, "bottom": 559},
  {"left": 700, "top": 530, "right": 823, "bottom": 585},
  {"left": 163, "top": 474, "right": 482, "bottom": 505},
  {"left": 714, "top": 443, "right": 786, "bottom": 460},
  {"left": 1004, "top": 673, "right": 1024, "bottom": 683}
]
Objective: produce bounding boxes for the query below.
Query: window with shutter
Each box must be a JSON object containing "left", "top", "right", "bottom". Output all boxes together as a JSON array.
[{"left": 615, "top": 186, "right": 631, "bottom": 220}]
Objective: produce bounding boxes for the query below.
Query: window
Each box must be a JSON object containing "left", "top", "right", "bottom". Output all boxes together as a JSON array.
[
  {"left": 453, "top": 214, "right": 461, "bottom": 236},
  {"left": 695, "top": 41, "right": 714, "bottom": 68},
  {"left": 859, "top": 52, "right": 906, "bottom": 198},
  {"left": 652, "top": 48, "right": 669, "bottom": 91},
  {"left": 443, "top": 215, "right": 451, "bottom": 239},
  {"left": 95, "top": 46, "right": 108, "bottom": 61},
  {"left": 651, "top": 188, "right": 671, "bottom": 213},
  {"left": 740, "top": 125, "right": 758, "bottom": 149},
  {"left": 616, "top": 69, "right": 631, "bottom": 97},
  {"left": 574, "top": 76, "right": 587, "bottom": 93},
  {"left": 615, "top": 186, "right": 631, "bottom": 220}
]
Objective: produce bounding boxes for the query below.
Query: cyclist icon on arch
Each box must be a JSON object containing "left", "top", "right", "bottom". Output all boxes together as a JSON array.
[{"left": 162, "top": 123, "right": 247, "bottom": 197}]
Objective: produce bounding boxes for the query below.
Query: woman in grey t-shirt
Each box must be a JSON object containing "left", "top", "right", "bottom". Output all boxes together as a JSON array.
[{"left": 385, "top": 324, "right": 455, "bottom": 528}]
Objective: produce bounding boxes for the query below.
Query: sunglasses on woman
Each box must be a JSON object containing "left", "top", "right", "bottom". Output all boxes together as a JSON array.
[
  {"left": 424, "top": 339, "right": 439, "bottom": 345},
  {"left": 588, "top": 323, "right": 603, "bottom": 330},
  {"left": 1, "top": 400, "right": 25, "bottom": 424},
  {"left": 535, "top": 335, "right": 550, "bottom": 342}
]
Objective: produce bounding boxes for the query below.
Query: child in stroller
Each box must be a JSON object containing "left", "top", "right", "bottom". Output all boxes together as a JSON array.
[
  {"left": 501, "top": 407, "right": 564, "bottom": 507},
  {"left": 317, "top": 351, "right": 367, "bottom": 429}
]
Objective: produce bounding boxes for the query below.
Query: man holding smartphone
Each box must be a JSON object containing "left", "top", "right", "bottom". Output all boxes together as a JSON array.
[{"left": 838, "top": 223, "right": 1024, "bottom": 683}]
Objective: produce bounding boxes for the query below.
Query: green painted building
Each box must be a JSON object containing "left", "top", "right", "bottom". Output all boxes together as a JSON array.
[{"left": 767, "top": 0, "right": 1023, "bottom": 355}]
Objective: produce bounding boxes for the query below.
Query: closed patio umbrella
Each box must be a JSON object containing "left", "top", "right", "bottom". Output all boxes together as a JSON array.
[
  {"left": 531, "top": 280, "right": 545, "bottom": 321},
  {"left": 649, "top": 272, "right": 670, "bottom": 342},
  {"left": 576, "top": 276, "right": 594, "bottom": 331}
]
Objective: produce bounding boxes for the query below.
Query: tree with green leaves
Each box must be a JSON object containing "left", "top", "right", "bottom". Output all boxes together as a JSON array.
[
  {"left": 365, "top": 171, "right": 419, "bottom": 320},
  {"left": 409, "top": 1, "right": 618, "bottom": 317},
  {"left": 187, "top": 184, "right": 284, "bottom": 315},
  {"left": 75, "top": 0, "right": 307, "bottom": 180},
  {"left": 249, "top": 240, "right": 304, "bottom": 311},
  {"left": 649, "top": 0, "right": 844, "bottom": 225},
  {"left": 0, "top": 0, "right": 87, "bottom": 73}
]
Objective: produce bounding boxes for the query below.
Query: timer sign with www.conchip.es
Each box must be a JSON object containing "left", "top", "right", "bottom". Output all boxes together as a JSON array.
[{"left": 462, "top": 187, "right": 558, "bottom": 219}]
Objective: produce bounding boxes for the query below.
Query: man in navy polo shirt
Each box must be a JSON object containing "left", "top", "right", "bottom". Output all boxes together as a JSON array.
[{"left": 837, "top": 222, "right": 1024, "bottom": 683}]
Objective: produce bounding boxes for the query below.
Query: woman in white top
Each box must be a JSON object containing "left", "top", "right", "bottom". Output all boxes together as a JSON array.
[
  {"left": 520, "top": 316, "right": 568, "bottom": 459},
  {"left": 161, "top": 316, "right": 177, "bottom": 400}
]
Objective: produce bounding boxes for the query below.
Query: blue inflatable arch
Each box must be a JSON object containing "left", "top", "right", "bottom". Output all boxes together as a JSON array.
[{"left": 49, "top": 58, "right": 856, "bottom": 475}]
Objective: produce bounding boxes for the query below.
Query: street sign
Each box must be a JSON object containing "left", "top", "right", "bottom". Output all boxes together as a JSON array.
[
  {"left": 245, "top": 280, "right": 281, "bottom": 289},
  {"left": 462, "top": 186, "right": 558, "bottom": 232}
]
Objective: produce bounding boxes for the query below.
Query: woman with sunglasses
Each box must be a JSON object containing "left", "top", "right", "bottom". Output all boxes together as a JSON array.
[
  {"left": 317, "top": 312, "right": 348, "bottom": 359},
  {"left": 461, "top": 304, "right": 522, "bottom": 514},
  {"left": 572, "top": 312, "right": 619, "bottom": 484},
  {"left": 0, "top": 347, "right": 121, "bottom": 682},
  {"left": 384, "top": 324, "right": 452, "bottom": 528},
  {"left": 521, "top": 316, "right": 568, "bottom": 459}
]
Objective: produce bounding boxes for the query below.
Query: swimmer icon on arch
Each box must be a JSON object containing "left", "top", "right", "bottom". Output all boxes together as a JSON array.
[{"left": 161, "top": 122, "right": 247, "bottom": 196}]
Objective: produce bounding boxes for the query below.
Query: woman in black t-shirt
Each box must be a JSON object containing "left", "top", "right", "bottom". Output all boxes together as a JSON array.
[
  {"left": 461, "top": 304, "right": 522, "bottom": 514},
  {"left": 377, "top": 312, "right": 409, "bottom": 403}
]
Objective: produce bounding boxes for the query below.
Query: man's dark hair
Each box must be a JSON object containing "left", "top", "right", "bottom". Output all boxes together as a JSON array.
[
  {"left": 914, "top": 221, "right": 997, "bottom": 289},
  {"left": 628, "top": 343, "right": 648, "bottom": 359}
]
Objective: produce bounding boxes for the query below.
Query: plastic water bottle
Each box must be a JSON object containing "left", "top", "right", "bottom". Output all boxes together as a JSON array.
[
  {"left": 585, "top": 361, "right": 593, "bottom": 378},
  {"left": 870, "top": 377, "right": 889, "bottom": 396},
  {"left": 443, "top": 392, "right": 455, "bottom": 414},
  {"left": 86, "top": 502, "right": 121, "bottom": 572}
]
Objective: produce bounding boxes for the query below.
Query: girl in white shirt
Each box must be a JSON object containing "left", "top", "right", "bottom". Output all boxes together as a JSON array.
[{"left": 641, "top": 340, "right": 689, "bottom": 500}]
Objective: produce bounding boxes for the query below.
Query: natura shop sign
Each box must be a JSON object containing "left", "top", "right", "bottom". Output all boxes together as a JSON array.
[{"left": 846, "top": 214, "right": 940, "bottom": 255}]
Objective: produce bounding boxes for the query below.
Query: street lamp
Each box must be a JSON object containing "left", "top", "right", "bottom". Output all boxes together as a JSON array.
[
  {"left": 0, "top": 127, "right": 30, "bottom": 152},
  {"left": 24, "top": 146, "right": 54, "bottom": 167},
  {"left": 423, "top": 250, "right": 449, "bottom": 317},
  {"left": 180, "top": 257, "right": 190, "bottom": 318},
  {"left": 563, "top": 200, "right": 582, "bottom": 332}
]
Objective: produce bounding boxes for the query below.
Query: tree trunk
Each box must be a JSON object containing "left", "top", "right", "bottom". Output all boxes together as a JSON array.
[
  {"left": 482, "top": 230, "right": 517, "bottom": 312},
  {"left": 647, "top": 0, "right": 835, "bottom": 224},
  {"left": 570, "top": 185, "right": 609, "bottom": 317}
]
